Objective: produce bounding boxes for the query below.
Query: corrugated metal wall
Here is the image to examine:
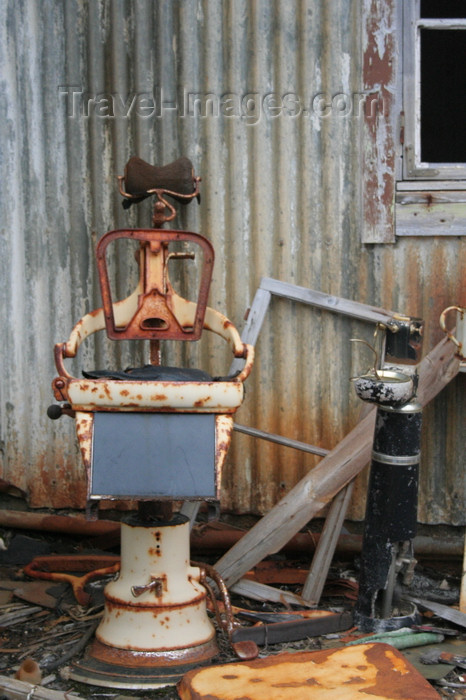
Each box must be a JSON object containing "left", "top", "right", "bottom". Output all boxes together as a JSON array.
[{"left": 1, "top": 0, "right": 464, "bottom": 523}]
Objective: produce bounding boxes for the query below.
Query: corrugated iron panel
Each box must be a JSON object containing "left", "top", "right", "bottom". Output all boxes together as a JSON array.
[{"left": 0, "top": 0, "right": 464, "bottom": 524}]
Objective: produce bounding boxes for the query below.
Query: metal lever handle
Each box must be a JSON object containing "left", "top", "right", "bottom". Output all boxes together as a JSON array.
[
  {"left": 196, "top": 562, "right": 259, "bottom": 661},
  {"left": 47, "top": 404, "right": 75, "bottom": 420},
  {"left": 166, "top": 252, "right": 195, "bottom": 262},
  {"left": 131, "top": 577, "right": 164, "bottom": 598}
]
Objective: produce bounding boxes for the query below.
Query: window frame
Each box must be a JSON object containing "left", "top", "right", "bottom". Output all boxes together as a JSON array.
[
  {"left": 402, "top": 2, "right": 466, "bottom": 182},
  {"left": 360, "top": 0, "right": 466, "bottom": 242}
]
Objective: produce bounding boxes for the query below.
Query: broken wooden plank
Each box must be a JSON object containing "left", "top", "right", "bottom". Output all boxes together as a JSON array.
[
  {"left": 301, "top": 480, "right": 355, "bottom": 604},
  {"left": 0, "top": 606, "right": 43, "bottom": 628},
  {"left": 217, "top": 408, "right": 376, "bottom": 589},
  {"left": 228, "top": 286, "right": 272, "bottom": 376},
  {"left": 302, "top": 402, "right": 373, "bottom": 605},
  {"left": 416, "top": 336, "right": 462, "bottom": 407},
  {"left": 215, "top": 337, "right": 460, "bottom": 588},
  {"left": 229, "top": 579, "right": 315, "bottom": 608},
  {"left": 260, "top": 277, "right": 400, "bottom": 326},
  {"left": 0, "top": 674, "right": 84, "bottom": 699}
]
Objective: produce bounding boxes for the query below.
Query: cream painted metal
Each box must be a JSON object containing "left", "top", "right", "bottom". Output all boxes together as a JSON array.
[
  {"left": 57, "top": 154, "right": 257, "bottom": 685},
  {"left": 97, "top": 518, "right": 214, "bottom": 651},
  {"left": 67, "top": 378, "right": 244, "bottom": 412},
  {"left": 52, "top": 228, "right": 253, "bottom": 415}
]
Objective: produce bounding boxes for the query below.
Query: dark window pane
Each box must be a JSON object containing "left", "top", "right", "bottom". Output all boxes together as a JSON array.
[
  {"left": 421, "top": 1, "right": 466, "bottom": 19},
  {"left": 420, "top": 29, "right": 466, "bottom": 162}
]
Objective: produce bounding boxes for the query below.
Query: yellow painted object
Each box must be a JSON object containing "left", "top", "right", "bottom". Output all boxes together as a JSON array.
[{"left": 177, "top": 643, "right": 441, "bottom": 700}]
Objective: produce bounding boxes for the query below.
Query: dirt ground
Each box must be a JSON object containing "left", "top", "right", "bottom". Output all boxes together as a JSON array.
[{"left": 0, "top": 524, "right": 464, "bottom": 700}]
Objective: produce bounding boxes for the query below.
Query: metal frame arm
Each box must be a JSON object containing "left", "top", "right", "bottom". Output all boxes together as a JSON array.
[{"left": 54, "top": 298, "right": 253, "bottom": 382}]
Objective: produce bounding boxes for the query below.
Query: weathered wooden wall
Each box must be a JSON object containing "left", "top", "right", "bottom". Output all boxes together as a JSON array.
[{"left": 1, "top": 0, "right": 464, "bottom": 523}]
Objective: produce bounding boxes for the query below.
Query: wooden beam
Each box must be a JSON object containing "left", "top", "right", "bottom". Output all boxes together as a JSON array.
[
  {"left": 0, "top": 674, "right": 85, "bottom": 699},
  {"left": 301, "top": 480, "right": 355, "bottom": 604},
  {"left": 229, "top": 579, "right": 314, "bottom": 608},
  {"left": 215, "top": 337, "right": 460, "bottom": 588},
  {"left": 260, "top": 277, "right": 400, "bottom": 327}
]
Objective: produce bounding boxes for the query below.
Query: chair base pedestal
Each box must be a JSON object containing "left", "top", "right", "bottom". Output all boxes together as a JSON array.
[
  {"left": 70, "top": 639, "right": 218, "bottom": 690},
  {"left": 70, "top": 637, "right": 219, "bottom": 689},
  {"left": 71, "top": 515, "right": 219, "bottom": 689}
]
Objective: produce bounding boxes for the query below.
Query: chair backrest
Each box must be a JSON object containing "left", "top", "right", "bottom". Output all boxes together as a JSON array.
[{"left": 96, "top": 228, "right": 215, "bottom": 342}]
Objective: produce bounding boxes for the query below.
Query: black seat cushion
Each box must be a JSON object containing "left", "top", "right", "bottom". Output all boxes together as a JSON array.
[{"left": 82, "top": 365, "right": 213, "bottom": 382}]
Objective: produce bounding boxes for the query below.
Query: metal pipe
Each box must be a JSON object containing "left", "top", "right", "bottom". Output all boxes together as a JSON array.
[
  {"left": 0, "top": 509, "right": 462, "bottom": 558},
  {"left": 233, "top": 423, "right": 330, "bottom": 457},
  {"left": 0, "top": 509, "right": 120, "bottom": 537}
]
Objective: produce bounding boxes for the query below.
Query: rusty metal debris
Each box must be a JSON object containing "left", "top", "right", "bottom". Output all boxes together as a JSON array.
[
  {"left": 421, "top": 648, "right": 466, "bottom": 670},
  {"left": 0, "top": 525, "right": 463, "bottom": 698},
  {"left": 0, "top": 509, "right": 121, "bottom": 538},
  {"left": 23, "top": 555, "right": 120, "bottom": 607},
  {"left": 199, "top": 562, "right": 258, "bottom": 662},
  {"left": 402, "top": 595, "right": 466, "bottom": 629},
  {"left": 177, "top": 643, "right": 442, "bottom": 699},
  {"left": 15, "top": 657, "right": 42, "bottom": 684},
  {"left": 231, "top": 610, "right": 353, "bottom": 647}
]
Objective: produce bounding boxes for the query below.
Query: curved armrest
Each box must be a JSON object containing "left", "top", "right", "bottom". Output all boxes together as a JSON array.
[
  {"left": 54, "top": 294, "right": 253, "bottom": 384},
  {"left": 235, "top": 344, "right": 254, "bottom": 383}
]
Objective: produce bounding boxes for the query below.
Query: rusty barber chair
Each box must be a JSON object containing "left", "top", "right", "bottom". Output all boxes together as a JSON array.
[{"left": 49, "top": 157, "right": 254, "bottom": 688}]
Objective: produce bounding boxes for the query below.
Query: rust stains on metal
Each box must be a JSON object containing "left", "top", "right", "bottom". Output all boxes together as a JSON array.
[
  {"left": 75, "top": 412, "right": 93, "bottom": 470},
  {"left": 194, "top": 397, "right": 211, "bottom": 407},
  {"left": 89, "top": 637, "right": 218, "bottom": 668},
  {"left": 51, "top": 377, "right": 67, "bottom": 402},
  {"left": 104, "top": 592, "right": 207, "bottom": 611},
  {"left": 24, "top": 554, "right": 120, "bottom": 607},
  {"left": 215, "top": 415, "right": 234, "bottom": 495},
  {"left": 96, "top": 229, "right": 215, "bottom": 342},
  {"left": 177, "top": 643, "right": 441, "bottom": 699},
  {"left": 150, "top": 393, "right": 168, "bottom": 402}
]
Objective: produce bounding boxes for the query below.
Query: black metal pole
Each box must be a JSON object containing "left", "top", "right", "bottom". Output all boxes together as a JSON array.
[
  {"left": 354, "top": 318, "right": 424, "bottom": 632},
  {"left": 354, "top": 401, "right": 422, "bottom": 631}
]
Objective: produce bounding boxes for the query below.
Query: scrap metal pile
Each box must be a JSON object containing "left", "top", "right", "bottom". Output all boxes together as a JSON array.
[{"left": 0, "top": 525, "right": 464, "bottom": 699}]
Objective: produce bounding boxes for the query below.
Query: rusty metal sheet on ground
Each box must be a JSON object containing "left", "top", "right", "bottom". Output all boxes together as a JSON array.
[{"left": 177, "top": 643, "right": 441, "bottom": 699}]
